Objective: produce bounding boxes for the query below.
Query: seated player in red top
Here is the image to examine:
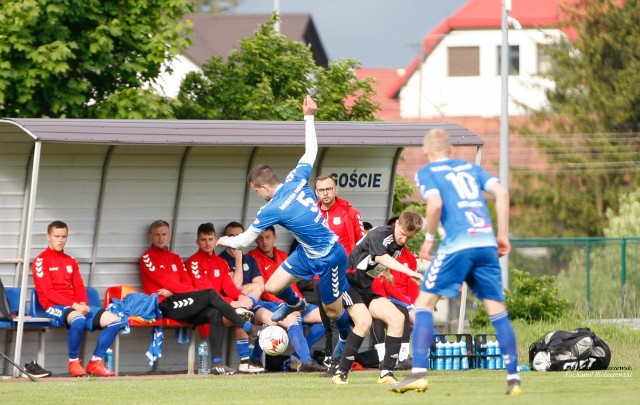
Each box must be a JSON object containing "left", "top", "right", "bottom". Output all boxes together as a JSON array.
[
  {"left": 139, "top": 220, "right": 260, "bottom": 375},
  {"left": 32, "top": 221, "right": 124, "bottom": 377},
  {"left": 185, "top": 222, "right": 264, "bottom": 374}
]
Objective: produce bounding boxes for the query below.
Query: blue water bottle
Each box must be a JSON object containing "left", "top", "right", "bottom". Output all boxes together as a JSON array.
[
  {"left": 487, "top": 340, "right": 496, "bottom": 370},
  {"left": 435, "top": 341, "right": 445, "bottom": 370},
  {"left": 444, "top": 341, "right": 453, "bottom": 371},
  {"left": 495, "top": 340, "right": 503, "bottom": 369},
  {"left": 460, "top": 340, "right": 470, "bottom": 370},
  {"left": 452, "top": 340, "right": 461, "bottom": 370},
  {"left": 105, "top": 348, "right": 114, "bottom": 371}
]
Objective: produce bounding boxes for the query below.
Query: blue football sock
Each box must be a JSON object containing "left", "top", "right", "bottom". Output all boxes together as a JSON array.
[
  {"left": 275, "top": 287, "right": 301, "bottom": 307},
  {"left": 332, "top": 308, "right": 351, "bottom": 341},
  {"left": 490, "top": 310, "right": 519, "bottom": 375},
  {"left": 236, "top": 338, "right": 251, "bottom": 360},
  {"left": 305, "top": 323, "right": 326, "bottom": 349},
  {"left": 250, "top": 343, "right": 263, "bottom": 363},
  {"left": 412, "top": 308, "right": 434, "bottom": 370},
  {"left": 94, "top": 319, "right": 121, "bottom": 358},
  {"left": 68, "top": 316, "right": 86, "bottom": 359},
  {"left": 242, "top": 321, "right": 252, "bottom": 333},
  {"left": 288, "top": 323, "right": 311, "bottom": 362}
]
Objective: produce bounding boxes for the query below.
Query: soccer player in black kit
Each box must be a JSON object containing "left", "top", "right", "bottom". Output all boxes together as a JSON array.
[{"left": 332, "top": 211, "right": 423, "bottom": 385}]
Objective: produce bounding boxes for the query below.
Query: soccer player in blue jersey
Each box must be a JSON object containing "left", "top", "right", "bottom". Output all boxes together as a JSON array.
[
  {"left": 390, "top": 128, "right": 522, "bottom": 396},
  {"left": 216, "top": 95, "right": 352, "bottom": 356}
]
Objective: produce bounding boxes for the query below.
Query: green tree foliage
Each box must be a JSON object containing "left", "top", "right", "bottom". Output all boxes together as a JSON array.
[
  {"left": 512, "top": 0, "right": 640, "bottom": 237},
  {"left": 0, "top": 0, "right": 192, "bottom": 118},
  {"left": 173, "top": 14, "right": 379, "bottom": 121},
  {"left": 604, "top": 188, "right": 640, "bottom": 237}
]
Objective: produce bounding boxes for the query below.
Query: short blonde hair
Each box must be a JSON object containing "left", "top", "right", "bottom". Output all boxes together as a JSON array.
[{"left": 423, "top": 128, "right": 451, "bottom": 156}]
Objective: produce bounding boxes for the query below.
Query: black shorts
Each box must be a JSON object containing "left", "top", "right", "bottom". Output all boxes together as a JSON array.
[{"left": 341, "top": 286, "right": 382, "bottom": 308}]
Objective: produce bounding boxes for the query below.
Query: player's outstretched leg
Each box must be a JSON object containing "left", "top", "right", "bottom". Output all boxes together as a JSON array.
[
  {"left": 271, "top": 297, "right": 307, "bottom": 322},
  {"left": 388, "top": 371, "right": 429, "bottom": 393}
]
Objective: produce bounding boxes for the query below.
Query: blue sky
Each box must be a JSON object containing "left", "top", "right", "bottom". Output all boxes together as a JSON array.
[{"left": 234, "top": 0, "right": 468, "bottom": 68}]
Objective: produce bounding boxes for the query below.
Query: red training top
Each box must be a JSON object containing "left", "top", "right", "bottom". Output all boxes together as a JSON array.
[{"left": 32, "top": 247, "right": 88, "bottom": 309}]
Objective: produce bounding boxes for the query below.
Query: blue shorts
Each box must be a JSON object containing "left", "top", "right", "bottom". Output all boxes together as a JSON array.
[
  {"left": 256, "top": 300, "right": 319, "bottom": 320},
  {"left": 45, "top": 305, "right": 104, "bottom": 331},
  {"left": 420, "top": 247, "right": 505, "bottom": 301},
  {"left": 282, "top": 242, "right": 349, "bottom": 305}
]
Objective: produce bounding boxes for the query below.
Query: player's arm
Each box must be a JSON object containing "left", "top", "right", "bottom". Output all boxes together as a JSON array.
[
  {"left": 420, "top": 193, "right": 442, "bottom": 261},
  {"left": 299, "top": 95, "right": 318, "bottom": 165},
  {"left": 374, "top": 254, "right": 423, "bottom": 283},
  {"left": 487, "top": 181, "right": 511, "bottom": 257},
  {"left": 217, "top": 226, "right": 261, "bottom": 249}
]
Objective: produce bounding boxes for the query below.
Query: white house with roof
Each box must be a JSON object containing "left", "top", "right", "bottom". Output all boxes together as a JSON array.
[{"left": 391, "top": 0, "right": 570, "bottom": 119}]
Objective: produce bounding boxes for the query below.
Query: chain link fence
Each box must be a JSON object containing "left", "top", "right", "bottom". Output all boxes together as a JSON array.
[{"left": 510, "top": 238, "right": 640, "bottom": 319}]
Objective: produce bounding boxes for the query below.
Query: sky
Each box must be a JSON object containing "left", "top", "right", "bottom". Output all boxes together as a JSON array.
[{"left": 233, "top": 0, "right": 468, "bottom": 68}]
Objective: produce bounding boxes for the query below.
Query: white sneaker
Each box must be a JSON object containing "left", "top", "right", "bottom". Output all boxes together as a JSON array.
[
  {"left": 238, "top": 360, "right": 265, "bottom": 374},
  {"left": 289, "top": 355, "right": 302, "bottom": 371}
]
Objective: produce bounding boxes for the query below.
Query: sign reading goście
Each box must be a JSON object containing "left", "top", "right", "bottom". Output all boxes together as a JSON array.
[{"left": 325, "top": 167, "right": 390, "bottom": 192}]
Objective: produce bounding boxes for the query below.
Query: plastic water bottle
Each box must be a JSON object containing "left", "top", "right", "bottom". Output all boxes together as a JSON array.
[
  {"left": 487, "top": 340, "right": 496, "bottom": 370},
  {"left": 197, "top": 340, "right": 210, "bottom": 375},
  {"left": 517, "top": 365, "right": 531, "bottom": 372},
  {"left": 444, "top": 340, "right": 453, "bottom": 370},
  {"left": 105, "top": 348, "right": 114, "bottom": 371},
  {"left": 460, "top": 340, "right": 470, "bottom": 370},
  {"left": 452, "top": 340, "right": 461, "bottom": 370},
  {"left": 435, "top": 341, "right": 445, "bottom": 370},
  {"left": 495, "top": 340, "right": 503, "bottom": 369}
]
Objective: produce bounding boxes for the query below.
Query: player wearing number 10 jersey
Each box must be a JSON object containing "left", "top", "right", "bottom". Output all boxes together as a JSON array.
[{"left": 390, "top": 128, "right": 521, "bottom": 396}]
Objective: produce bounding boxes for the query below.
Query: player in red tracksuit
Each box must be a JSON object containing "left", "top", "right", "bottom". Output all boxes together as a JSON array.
[
  {"left": 184, "top": 222, "right": 263, "bottom": 374},
  {"left": 315, "top": 175, "right": 365, "bottom": 372},
  {"left": 139, "top": 220, "right": 259, "bottom": 375},
  {"left": 33, "top": 221, "right": 123, "bottom": 377}
]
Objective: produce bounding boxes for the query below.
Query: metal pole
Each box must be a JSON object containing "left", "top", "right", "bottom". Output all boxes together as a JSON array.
[
  {"left": 13, "top": 141, "right": 42, "bottom": 377},
  {"left": 586, "top": 242, "right": 591, "bottom": 318},
  {"left": 499, "top": 0, "right": 510, "bottom": 289},
  {"left": 274, "top": 0, "right": 281, "bottom": 34}
]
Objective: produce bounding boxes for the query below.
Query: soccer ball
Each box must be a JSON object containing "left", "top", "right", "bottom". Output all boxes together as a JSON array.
[
  {"left": 532, "top": 350, "right": 551, "bottom": 371},
  {"left": 574, "top": 336, "right": 593, "bottom": 357},
  {"left": 258, "top": 325, "right": 289, "bottom": 356}
]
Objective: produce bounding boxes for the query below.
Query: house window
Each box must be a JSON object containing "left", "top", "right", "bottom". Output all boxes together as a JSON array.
[
  {"left": 497, "top": 45, "right": 520, "bottom": 75},
  {"left": 537, "top": 44, "right": 553, "bottom": 74},
  {"left": 448, "top": 47, "right": 480, "bottom": 76}
]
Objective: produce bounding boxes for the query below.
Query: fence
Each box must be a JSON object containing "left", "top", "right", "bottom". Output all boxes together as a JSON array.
[{"left": 510, "top": 237, "right": 640, "bottom": 319}]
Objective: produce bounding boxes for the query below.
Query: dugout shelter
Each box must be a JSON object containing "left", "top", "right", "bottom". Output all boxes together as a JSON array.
[{"left": 0, "top": 118, "right": 482, "bottom": 375}]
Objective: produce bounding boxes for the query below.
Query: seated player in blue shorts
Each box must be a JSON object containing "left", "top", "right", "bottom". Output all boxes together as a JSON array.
[
  {"left": 216, "top": 95, "right": 352, "bottom": 357},
  {"left": 32, "top": 221, "right": 125, "bottom": 377},
  {"left": 389, "top": 128, "right": 522, "bottom": 396}
]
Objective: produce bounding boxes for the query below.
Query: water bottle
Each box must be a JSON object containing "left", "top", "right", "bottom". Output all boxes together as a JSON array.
[
  {"left": 105, "top": 348, "right": 114, "bottom": 371},
  {"left": 460, "top": 340, "right": 470, "bottom": 370},
  {"left": 517, "top": 365, "right": 531, "bottom": 372},
  {"left": 495, "top": 340, "right": 503, "bottom": 369},
  {"left": 444, "top": 340, "right": 453, "bottom": 371},
  {"left": 487, "top": 340, "right": 496, "bottom": 370},
  {"left": 452, "top": 340, "right": 461, "bottom": 370},
  {"left": 435, "top": 341, "right": 445, "bottom": 370},
  {"left": 197, "top": 340, "right": 210, "bottom": 375}
]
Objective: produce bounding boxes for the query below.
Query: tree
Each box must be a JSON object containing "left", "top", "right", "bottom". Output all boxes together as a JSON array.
[
  {"left": 173, "top": 14, "right": 379, "bottom": 121},
  {"left": 512, "top": 0, "right": 640, "bottom": 237},
  {"left": 0, "top": 0, "right": 192, "bottom": 118}
]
